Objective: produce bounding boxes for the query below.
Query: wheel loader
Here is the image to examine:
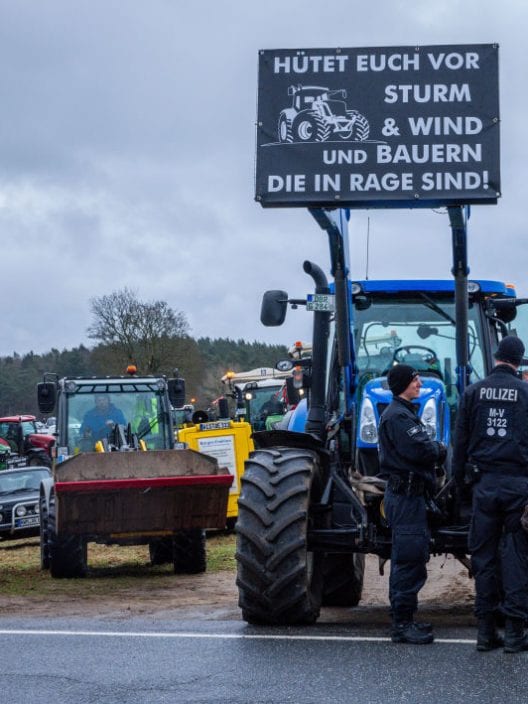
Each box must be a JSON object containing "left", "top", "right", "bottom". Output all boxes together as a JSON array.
[{"left": 36, "top": 370, "right": 232, "bottom": 578}]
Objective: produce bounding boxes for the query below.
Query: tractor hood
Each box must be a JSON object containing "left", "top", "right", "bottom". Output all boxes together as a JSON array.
[{"left": 357, "top": 375, "right": 447, "bottom": 448}]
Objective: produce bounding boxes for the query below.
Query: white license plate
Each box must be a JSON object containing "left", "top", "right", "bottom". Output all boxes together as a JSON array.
[
  {"left": 306, "top": 294, "right": 335, "bottom": 312},
  {"left": 15, "top": 515, "right": 39, "bottom": 529}
]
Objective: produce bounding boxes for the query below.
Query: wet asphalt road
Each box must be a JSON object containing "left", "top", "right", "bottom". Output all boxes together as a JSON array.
[{"left": 0, "top": 617, "right": 527, "bottom": 703}]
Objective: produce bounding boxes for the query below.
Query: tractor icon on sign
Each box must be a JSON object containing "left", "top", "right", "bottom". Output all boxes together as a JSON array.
[{"left": 278, "top": 85, "right": 370, "bottom": 143}]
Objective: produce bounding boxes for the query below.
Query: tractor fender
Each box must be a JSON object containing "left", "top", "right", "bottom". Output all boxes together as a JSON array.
[
  {"left": 279, "top": 107, "right": 297, "bottom": 122},
  {"left": 287, "top": 397, "right": 308, "bottom": 432}
]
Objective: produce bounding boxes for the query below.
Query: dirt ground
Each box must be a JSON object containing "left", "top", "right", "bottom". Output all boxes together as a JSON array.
[{"left": 0, "top": 551, "right": 476, "bottom": 625}]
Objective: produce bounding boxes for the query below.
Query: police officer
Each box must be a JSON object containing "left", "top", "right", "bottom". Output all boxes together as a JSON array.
[
  {"left": 379, "top": 364, "right": 447, "bottom": 644},
  {"left": 453, "top": 335, "right": 528, "bottom": 653}
]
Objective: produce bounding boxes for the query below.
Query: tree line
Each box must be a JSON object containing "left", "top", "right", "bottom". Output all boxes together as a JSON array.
[{"left": 0, "top": 289, "right": 288, "bottom": 417}]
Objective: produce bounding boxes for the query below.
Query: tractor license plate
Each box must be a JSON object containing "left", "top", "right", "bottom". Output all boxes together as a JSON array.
[
  {"left": 306, "top": 294, "right": 335, "bottom": 312},
  {"left": 15, "top": 515, "right": 39, "bottom": 529}
]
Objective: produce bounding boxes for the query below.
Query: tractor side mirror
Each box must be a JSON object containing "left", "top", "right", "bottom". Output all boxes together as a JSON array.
[
  {"left": 354, "top": 295, "right": 371, "bottom": 311},
  {"left": 168, "top": 377, "right": 186, "bottom": 408},
  {"left": 37, "top": 382, "right": 56, "bottom": 414},
  {"left": 492, "top": 299, "right": 518, "bottom": 324},
  {"left": 261, "top": 290, "right": 288, "bottom": 326}
]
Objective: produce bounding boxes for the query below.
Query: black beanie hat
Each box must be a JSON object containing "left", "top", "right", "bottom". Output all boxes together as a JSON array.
[
  {"left": 387, "top": 364, "right": 419, "bottom": 396},
  {"left": 494, "top": 335, "right": 525, "bottom": 366}
]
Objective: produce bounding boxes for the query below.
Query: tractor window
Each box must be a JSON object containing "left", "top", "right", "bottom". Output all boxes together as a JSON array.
[
  {"left": 65, "top": 389, "right": 170, "bottom": 453},
  {"left": 243, "top": 384, "right": 285, "bottom": 431},
  {"left": 506, "top": 301, "right": 528, "bottom": 379},
  {"left": 20, "top": 420, "right": 37, "bottom": 437},
  {"left": 353, "top": 296, "right": 485, "bottom": 403},
  {"left": 0, "top": 422, "right": 18, "bottom": 451}
]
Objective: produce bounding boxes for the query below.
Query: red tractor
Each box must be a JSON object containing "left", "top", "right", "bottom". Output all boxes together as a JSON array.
[{"left": 0, "top": 415, "right": 54, "bottom": 468}]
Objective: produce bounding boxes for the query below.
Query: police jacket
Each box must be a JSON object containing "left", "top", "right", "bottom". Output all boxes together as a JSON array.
[
  {"left": 378, "top": 396, "right": 444, "bottom": 479},
  {"left": 452, "top": 364, "right": 528, "bottom": 480}
]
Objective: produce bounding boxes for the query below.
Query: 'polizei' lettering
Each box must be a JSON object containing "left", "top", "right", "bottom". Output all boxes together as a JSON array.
[{"left": 479, "top": 387, "right": 518, "bottom": 402}]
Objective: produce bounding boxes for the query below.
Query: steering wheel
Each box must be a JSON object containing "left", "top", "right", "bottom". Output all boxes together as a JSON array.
[{"left": 391, "top": 345, "right": 439, "bottom": 366}]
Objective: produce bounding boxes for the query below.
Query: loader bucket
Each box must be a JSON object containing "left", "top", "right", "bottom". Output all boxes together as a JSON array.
[{"left": 53, "top": 449, "right": 232, "bottom": 535}]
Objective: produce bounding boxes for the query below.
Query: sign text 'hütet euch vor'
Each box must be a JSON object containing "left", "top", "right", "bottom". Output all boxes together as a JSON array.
[{"left": 255, "top": 44, "right": 499, "bottom": 208}]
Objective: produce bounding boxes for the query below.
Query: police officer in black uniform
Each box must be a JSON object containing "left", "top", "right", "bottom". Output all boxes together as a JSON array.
[
  {"left": 453, "top": 335, "right": 528, "bottom": 653},
  {"left": 379, "top": 364, "right": 447, "bottom": 644}
]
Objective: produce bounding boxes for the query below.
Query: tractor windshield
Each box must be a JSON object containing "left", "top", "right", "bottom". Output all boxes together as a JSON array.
[
  {"left": 353, "top": 295, "right": 485, "bottom": 401},
  {"left": 64, "top": 382, "right": 172, "bottom": 453},
  {"left": 243, "top": 383, "right": 285, "bottom": 431}
]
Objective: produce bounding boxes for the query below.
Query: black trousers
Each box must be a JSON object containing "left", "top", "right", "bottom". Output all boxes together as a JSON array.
[
  {"left": 469, "top": 473, "right": 528, "bottom": 620},
  {"left": 384, "top": 484, "right": 430, "bottom": 622}
]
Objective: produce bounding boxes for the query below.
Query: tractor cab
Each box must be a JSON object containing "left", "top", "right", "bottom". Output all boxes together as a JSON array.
[
  {"left": 38, "top": 375, "right": 177, "bottom": 458},
  {"left": 351, "top": 279, "right": 515, "bottom": 475}
]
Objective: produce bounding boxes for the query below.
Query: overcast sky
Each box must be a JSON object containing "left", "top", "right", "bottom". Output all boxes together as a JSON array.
[{"left": 1, "top": 0, "right": 527, "bottom": 358}]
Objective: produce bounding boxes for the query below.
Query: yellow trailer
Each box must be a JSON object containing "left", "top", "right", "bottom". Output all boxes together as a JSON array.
[{"left": 178, "top": 418, "right": 253, "bottom": 525}]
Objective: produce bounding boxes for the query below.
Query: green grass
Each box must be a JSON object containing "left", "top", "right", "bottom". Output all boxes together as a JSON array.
[{"left": 0, "top": 532, "right": 236, "bottom": 599}]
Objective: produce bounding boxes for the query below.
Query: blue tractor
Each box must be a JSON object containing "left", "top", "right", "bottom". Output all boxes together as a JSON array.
[{"left": 235, "top": 207, "right": 528, "bottom": 625}]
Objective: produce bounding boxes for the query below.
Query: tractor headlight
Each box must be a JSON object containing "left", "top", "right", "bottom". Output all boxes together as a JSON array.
[
  {"left": 421, "top": 398, "right": 437, "bottom": 440},
  {"left": 34, "top": 504, "right": 39, "bottom": 515},
  {"left": 15, "top": 505, "right": 27, "bottom": 517},
  {"left": 359, "top": 398, "right": 378, "bottom": 444}
]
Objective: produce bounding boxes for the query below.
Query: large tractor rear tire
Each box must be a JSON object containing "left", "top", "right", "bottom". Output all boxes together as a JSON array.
[
  {"left": 47, "top": 490, "right": 87, "bottom": 578},
  {"left": 322, "top": 552, "right": 365, "bottom": 607},
  {"left": 236, "top": 447, "right": 325, "bottom": 625},
  {"left": 292, "top": 112, "right": 330, "bottom": 142},
  {"left": 173, "top": 529, "right": 206, "bottom": 574}
]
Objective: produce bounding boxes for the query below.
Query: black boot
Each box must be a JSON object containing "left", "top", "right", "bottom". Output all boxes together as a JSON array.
[
  {"left": 476, "top": 614, "right": 503, "bottom": 652},
  {"left": 504, "top": 618, "right": 528, "bottom": 653},
  {"left": 414, "top": 621, "right": 433, "bottom": 632},
  {"left": 391, "top": 621, "right": 434, "bottom": 644}
]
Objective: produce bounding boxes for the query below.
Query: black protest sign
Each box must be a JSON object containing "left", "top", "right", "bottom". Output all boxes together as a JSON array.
[{"left": 255, "top": 44, "right": 500, "bottom": 208}]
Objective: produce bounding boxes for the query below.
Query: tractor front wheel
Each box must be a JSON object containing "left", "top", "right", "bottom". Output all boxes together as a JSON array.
[
  {"left": 277, "top": 114, "right": 292, "bottom": 143},
  {"left": 173, "top": 529, "right": 206, "bottom": 574},
  {"left": 236, "top": 446, "right": 325, "bottom": 625},
  {"left": 47, "top": 489, "right": 87, "bottom": 578}
]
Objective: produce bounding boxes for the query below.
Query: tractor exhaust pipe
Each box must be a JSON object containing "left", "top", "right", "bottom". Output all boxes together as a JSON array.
[{"left": 303, "top": 260, "right": 330, "bottom": 439}]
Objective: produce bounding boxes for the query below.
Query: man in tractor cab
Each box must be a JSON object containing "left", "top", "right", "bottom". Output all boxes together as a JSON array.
[
  {"left": 378, "top": 364, "right": 447, "bottom": 645},
  {"left": 80, "top": 394, "right": 126, "bottom": 442},
  {"left": 453, "top": 335, "right": 528, "bottom": 653}
]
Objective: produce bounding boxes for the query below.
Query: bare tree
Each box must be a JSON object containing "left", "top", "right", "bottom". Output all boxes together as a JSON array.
[{"left": 87, "top": 288, "right": 190, "bottom": 373}]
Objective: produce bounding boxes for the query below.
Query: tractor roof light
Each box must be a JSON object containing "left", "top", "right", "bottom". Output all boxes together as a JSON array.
[
  {"left": 351, "top": 283, "right": 363, "bottom": 295},
  {"left": 467, "top": 282, "right": 481, "bottom": 294},
  {"left": 126, "top": 364, "right": 138, "bottom": 376}
]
